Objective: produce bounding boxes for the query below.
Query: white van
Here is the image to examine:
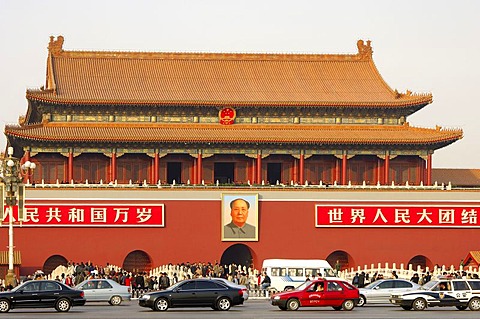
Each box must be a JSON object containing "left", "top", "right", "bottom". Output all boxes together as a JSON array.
[{"left": 262, "top": 259, "right": 335, "bottom": 292}]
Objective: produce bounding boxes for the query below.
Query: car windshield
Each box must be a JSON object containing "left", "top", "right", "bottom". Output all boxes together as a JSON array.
[
  {"left": 363, "top": 281, "right": 379, "bottom": 289},
  {"left": 10, "top": 281, "right": 28, "bottom": 292},
  {"left": 296, "top": 281, "right": 313, "bottom": 291},
  {"left": 421, "top": 280, "right": 438, "bottom": 290},
  {"left": 168, "top": 281, "right": 185, "bottom": 290}
]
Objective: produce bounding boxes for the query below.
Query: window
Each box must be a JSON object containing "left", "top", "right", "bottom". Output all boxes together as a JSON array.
[
  {"left": 453, "top": 281, "right": 469, "bottom": 291},
  {"left": 378, "top": 281, "right": 395, "bottom": 289},
  {"left": 84, "top": 281, "right": 97, "bottom": 289},
  {"left": 23, "top": 282, "right": 41, "bottom": 292},
  {"left": 42, "top": 282, "right": 61, "bottom": 291},
  {"left": 271, "top": 268, "right": 281, "bottom": 276},
  {"left": 327, "top": 282, "right": 343, "bottom": 292},
  {"left": 98, "top": 281, "right": 113, "bottom": 289},
  {"left": 305, "top": 268, "right": 315, "bottom": 277},
  {"left": 179, "top": 281, "right": 196, "bottom": 291},
  {"left": 196, "top": 281, "right": 223, "bottom": 290},
  {"left": 433, "top": 281, "right": 451, "bottom": 291},
  {"left": 468, "top": 281, "right": 480, "bottom": 290},
  {"left": 287, "top": 268, "right": 303, "bottom": 276},
  {"left": 394, "top": 281, "right": 412, "bottom": 289}
]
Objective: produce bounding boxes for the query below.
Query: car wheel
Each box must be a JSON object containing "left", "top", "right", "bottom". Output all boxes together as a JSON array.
[
  {"left": 357, "top": 295, "right": 366, "bottom": 307},
  {"left": 332, "top": 306, "right": 342, "bottom": 310},
  {"left": 342, "top": 299, "right": 355, "bottom": 311},
  {"left": 412, "top": 298, "right": 427, "bottom": 311},
  {"left": 468, "top": 298, "right": 480, "bottom": 311},
  {"left": 286, "top": 298, "right": 300, "bottom": 311},
  {"left": 456, "top": 305, "right": 468, "bottom": 310},
  {"left": 0, "top": 299, "right": 11, "bottom": 313},
  {"left": 217, "top": 297, "right": 231, "bottom": 311},
  {"left": 401, "top": 305, "right": 412, "bottom": 310},
  {"left": 154, "top": 298, "right": 169, "bottom": 311},
  {"left": 55, "top": 298, "right": 71, "bottom": 312},
  {"left": 109, "top": 295, "right": 122, "bottom": 306}
]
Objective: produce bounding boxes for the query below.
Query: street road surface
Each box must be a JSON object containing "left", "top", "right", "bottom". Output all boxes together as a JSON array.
[{"left": 4, "top": 299, "right": 480, "bottom": 319}]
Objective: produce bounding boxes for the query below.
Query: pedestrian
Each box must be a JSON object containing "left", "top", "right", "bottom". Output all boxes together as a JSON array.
[{"left": 352, "top": 273, "right": 359, "bottom": 287}]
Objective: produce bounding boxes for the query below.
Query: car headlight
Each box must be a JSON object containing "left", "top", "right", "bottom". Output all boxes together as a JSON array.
[
  {"left": 139, "top": 294, "right": 151, "bottom": 301},
  {"left": 274, "top": 296, "right": 281, "bottom": 300}
]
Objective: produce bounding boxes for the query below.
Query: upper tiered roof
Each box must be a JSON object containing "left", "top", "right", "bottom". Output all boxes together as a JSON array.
[
  {"left": 4, "top": 122, "right": 462, "bottom": 149},
  {"left": 26, "top": 36, "right": 432, "bottom": 108}
]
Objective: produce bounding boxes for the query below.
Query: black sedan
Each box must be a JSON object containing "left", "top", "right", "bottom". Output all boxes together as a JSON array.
[
  {"left": 0, "top": 280, "right": 86, "bottom": 313},
  {"left": 138, "top": 278, "right": 244, "bottom": 311}
]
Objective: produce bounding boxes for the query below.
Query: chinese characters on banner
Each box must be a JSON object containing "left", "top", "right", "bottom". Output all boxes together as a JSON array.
[
  {"left": 315, "top": 204, "right": 480, "bottom": 227},
  {"left": 5, "top": 202, "right": 164, "bottom": 227}
]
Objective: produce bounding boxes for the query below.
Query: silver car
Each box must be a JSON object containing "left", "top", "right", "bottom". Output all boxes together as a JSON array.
[
  {"left": 358, "top": 279, "right": 420, "bottom": 306},
  {"left": 76, "top": 278, "right": 131, "bottom": 305}
]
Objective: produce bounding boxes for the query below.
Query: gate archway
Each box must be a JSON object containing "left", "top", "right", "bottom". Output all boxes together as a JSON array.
[
  {"left": 220, "top": 244, "right": 253, "bottom": 270},
  {"left": 326, "top": 250, "right": 353, "bottom": 271},
  {"left": 408, "top": 255, "right": 432, "bottom": 271},
  {"left": 122, "top": 250, "right": 152, "bottom": 274},
  {"left": 43, "top": 255, "right": 68, "bottom": 275}
]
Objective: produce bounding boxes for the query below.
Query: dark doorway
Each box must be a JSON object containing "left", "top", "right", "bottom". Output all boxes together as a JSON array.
[
  {"left": 43, "top": 255, "right": 68, "bottom": 275},
  {"left": 167, "top": 162, "right": 182, "bottom": 184},
  {"left": 326, "top": 250, "right": 352, "bottom": 272},
  {"left": 220, "top": 244, "right": 253, "bottom": 269},
  {"left": 408, "top": 255, "right": 432, "bottom": 271},
  {"left": 214, "top": 162, "right": 235, "bottom": 184},
  {"left": 267, "top": 163, "right": 282, "bottom": 184},
  {"left": 122, "top": 250, "right": 152, "bottom": 274}
]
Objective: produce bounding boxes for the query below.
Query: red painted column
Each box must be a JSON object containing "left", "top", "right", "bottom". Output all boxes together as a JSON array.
[
  {"left": 193, "top": 157, "right": 197, "bottom": 185},
  {"left": 68, "top": 151, "right": 74, "bottom": 183},
  {"left": 292, "top": 158, "right": 298, "bottom": 184},
  {"left": 299, "top": 153, "right": 305, "bottom": 184},
  {"left": 256, "top": 154, "right": 262, "bottom": 184},
  {"left": 111, "top": 152, "right": 117, "bottom": 182},
  {"left": 341, "top": 154, "right": 347, "bottom": 185},
  {"left": 384, "top": 154, "right": 390, "bottom": 185},
  {"left": 251, "top": 158, "right": 256, "bottom": 184},
  {"left": 427, "top": 153, "right": 432, "bottom": 186},
  {"left": 197, "top": 152, "right": 203, "bottom": 184},
  {"left": 23, "top": 150, "right": 31, "bottom": 183},
  {"left": 335, "top": 158, "right": 340, "bottom": 184},
  {"left": 154, "top": 152, "right": 159, "bottom": 184},
  {"left": 377, "top": 158, "right": 382, "bottom": 184}
]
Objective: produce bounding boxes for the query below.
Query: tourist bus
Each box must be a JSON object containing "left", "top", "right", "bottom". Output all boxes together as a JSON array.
[{"left": 262, "top": 259, "right": 336, "bottom": 292}]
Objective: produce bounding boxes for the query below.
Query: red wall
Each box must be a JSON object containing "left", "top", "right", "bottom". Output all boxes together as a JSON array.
[{"left": 3, "top": 198, "right": 478, "bottom": 275}]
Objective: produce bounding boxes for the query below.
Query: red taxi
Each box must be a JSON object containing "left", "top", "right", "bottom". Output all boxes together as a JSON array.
[{"left": 270, "top": 279, "right": 359, "bottom": 311}]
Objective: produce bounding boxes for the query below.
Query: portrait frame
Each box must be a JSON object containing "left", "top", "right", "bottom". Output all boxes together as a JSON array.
[{"left": 221, "top": 193, "right": 259, "bottom": 242}]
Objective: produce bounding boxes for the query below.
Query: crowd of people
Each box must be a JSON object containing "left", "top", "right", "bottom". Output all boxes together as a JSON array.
[
  {"left": 0, "top": 260, "right": 270, "bottom": 294},
  {"left": 3, "top": 260, "right": 479, "bottom": 293},
  {"left": 350, "top": 269, "right": 480, "bottom": 288}
]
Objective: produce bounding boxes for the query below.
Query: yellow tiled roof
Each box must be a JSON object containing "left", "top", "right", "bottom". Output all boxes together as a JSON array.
[
  {"left": 25, "top": 36, "right": 432, "bottom": 108},
  {"left": 432, "top": 169, "right": 480, "bottom": 186},
  {"left": 5, "top": 122, "right": 462, "bottom": 146}
]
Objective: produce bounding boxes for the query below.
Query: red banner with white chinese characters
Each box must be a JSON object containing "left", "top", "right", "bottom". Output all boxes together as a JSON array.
[
  {"left": 3, "top": 200, "right": 164, "bottom": 227},
  {"left": 316, "top": 203, "right": 480, "bottom": 228}
]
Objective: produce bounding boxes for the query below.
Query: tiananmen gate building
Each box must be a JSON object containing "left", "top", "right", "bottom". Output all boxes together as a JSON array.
[{"left": 2, "top": 36, "right": 478, "bottom": 277}]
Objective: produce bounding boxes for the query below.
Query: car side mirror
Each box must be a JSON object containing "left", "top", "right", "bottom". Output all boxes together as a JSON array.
[{"left": 373, "top": 286, "right": 380, "bottom": 290}]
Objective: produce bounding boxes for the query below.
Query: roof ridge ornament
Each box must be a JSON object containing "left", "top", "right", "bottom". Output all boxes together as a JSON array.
[
  {"left": 357, "top": 39, "right": 373, "bottom": 59},
  {"left": 48, "top": 35, "right": 64, "bottom": 55}
]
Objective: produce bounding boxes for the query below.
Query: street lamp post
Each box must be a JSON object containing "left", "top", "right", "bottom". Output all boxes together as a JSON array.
[{"left": 1, "top": 146, "right": 35, "bottom": 287}]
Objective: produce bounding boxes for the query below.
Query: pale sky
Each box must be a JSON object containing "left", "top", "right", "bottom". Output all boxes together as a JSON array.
[{"left": 1, "top": 0, "right": 479, "bottom": 168}]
